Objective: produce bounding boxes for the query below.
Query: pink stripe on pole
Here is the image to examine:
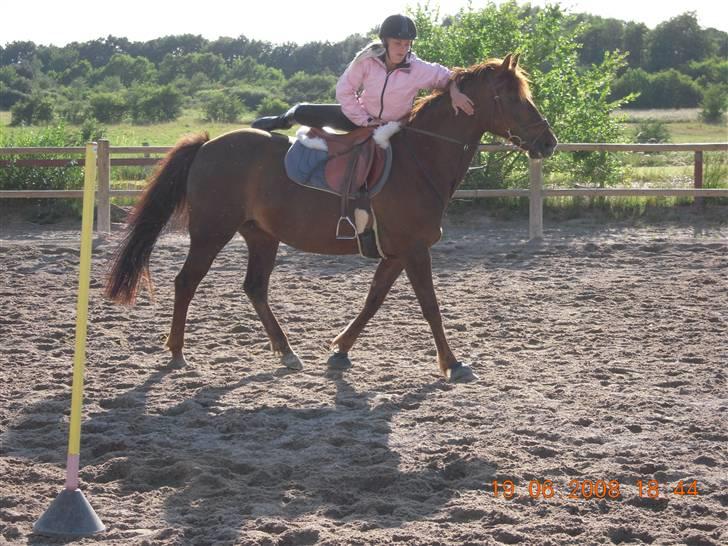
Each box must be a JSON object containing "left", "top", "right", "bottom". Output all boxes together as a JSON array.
[{"left": 65, "top": 454, "right": 80, "bottom": 490}]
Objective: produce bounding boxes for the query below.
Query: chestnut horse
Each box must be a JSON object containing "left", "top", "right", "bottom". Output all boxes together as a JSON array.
[{"left": 106, "top": 54, "right": 557, "bottom": 382}]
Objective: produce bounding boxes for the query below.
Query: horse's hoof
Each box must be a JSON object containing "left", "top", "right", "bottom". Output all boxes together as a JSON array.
[
  {"left": 446, "top": 362, "right": 477, "bottom": 383},
  {"left": 168, "top": 355, "right": 188, "bottom": 369},
  {"left": 281, "top": 352, "right": 303, "bottom": 371},
  {"left": 327, "top": 351, "right": 352, "bottom": 370}
]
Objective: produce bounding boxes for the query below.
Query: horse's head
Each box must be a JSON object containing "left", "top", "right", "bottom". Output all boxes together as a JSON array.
[{"left": 462, "top": 54, "right": 558, "bottom": 159}]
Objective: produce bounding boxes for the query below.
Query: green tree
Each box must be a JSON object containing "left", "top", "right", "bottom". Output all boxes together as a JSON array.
[
  {"left": 90, "top": 92, "right": 127, "bottom": 123},
  {"left": 159, "top": 52, "right": 226, "bottom": 84},
  {"left": 227, "top": 56, "right": 284, "bottom": 87},
  {"left": 646, "top": 12, "right": 711, "bottom": 71},
  {"left": 413, "top": 1, "right": 630, "bottom": 186},
  {"left": 96, "top": 53, "right": 156, "bottom": 86},
  {"left": 10, "top": 93, "right": 54, "bottom": 125},
  {"left": 700, "top": 84, "right": 728, "bottom": 123},
  {"left": 127, "top": 85, "right": 182, "bottom": 123},
  {"left": 201, "top": 90, "right": 242, "bottom": 122},
  {"left": 283, "top": 71, "right": 337, "bottom": 104}
]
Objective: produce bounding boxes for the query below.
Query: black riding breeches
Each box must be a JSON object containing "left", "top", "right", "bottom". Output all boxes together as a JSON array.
[{"left": 289, "top": 103, "right": 359, "bottom": 132}]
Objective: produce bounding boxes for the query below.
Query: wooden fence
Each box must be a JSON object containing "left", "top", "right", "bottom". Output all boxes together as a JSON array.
[{"left": 1, "top": 139, "right": 726, "bottom": 240}]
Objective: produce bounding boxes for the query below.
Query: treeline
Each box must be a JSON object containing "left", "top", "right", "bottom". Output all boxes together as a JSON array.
[
  {"left": 0, "top": 8, "right": 726, "bottom": 128},
  {"left": 572, "top": 12, "right": 727, "bottom": 111}
]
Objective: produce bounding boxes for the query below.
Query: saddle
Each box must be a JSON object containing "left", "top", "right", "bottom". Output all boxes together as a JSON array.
[
  {"left": 284, "top": 123, "right": 400, "bottom": 258},
  {"left": 307, "top": 126, "right": 387, "bottom": 194}
]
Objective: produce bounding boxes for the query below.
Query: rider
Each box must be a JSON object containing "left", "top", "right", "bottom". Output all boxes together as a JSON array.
[{"left": 251, "top": 14, "right": 474, "bottom": 132}]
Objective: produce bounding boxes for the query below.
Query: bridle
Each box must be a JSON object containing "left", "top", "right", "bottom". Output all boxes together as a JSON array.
[
  {"left": 486, "top": 72, "right": 551, "bottom": 152},
  {"left": 400, "top": 68, "right": 552, "bottom": 206}
]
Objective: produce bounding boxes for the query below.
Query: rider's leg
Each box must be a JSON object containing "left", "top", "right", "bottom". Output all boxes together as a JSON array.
[{"left": 251, "top": 103, "right": 358, "bottom": 132}]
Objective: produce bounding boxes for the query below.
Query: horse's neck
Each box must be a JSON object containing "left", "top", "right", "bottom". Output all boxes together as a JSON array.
[{"left": 406, "top": 108, "right": 484, "bottom": 197}]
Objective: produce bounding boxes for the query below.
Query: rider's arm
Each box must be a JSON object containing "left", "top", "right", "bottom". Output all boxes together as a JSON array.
[{"left": 336, "top": 61, "right": 377, "bottom": 127}]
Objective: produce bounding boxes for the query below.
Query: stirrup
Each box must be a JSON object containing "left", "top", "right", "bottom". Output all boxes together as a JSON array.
[{"left": 335, "top": 216, "right": 357, "bottom": 240}]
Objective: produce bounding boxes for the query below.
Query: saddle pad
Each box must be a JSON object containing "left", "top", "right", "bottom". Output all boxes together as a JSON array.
[
  {"left": 284, "top": 139, "right": 329, "bottom": 190},
  {"left": 284, "top": 139, "right": 392, "bottom": 197}
]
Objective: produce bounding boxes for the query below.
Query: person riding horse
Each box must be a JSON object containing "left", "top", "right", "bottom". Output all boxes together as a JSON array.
[{"left": 251, "top": 14, "right": 475, "bottom": 132}]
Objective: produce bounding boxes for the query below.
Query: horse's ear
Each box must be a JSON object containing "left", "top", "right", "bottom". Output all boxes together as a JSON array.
[
  {"left": 512, "top": 53, "right": 520, "bottom": 69},
  {"left": 501, "top": 54, "right": 512, "bottom": 71}
]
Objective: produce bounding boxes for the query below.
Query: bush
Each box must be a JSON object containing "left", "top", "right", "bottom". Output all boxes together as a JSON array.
[
  {"left": 0, "top": 123, "right": 83, "bottom": 191},
  {"left": 700, "top": 84, "right": 728, "bottom": 123},
  {"left": 256, "top": 96, "right": 289, "bottom": 117},
  {"left": 612, "top": 68, "right": 702, "bottom": 108},
  {"left": 202, "top": 90, "right": 242, "bottom": 122},
  {"left": 90, "top": 92, "right": 127, "bottom": 123},
  {"left": 283, "top": 71, "right": 336, "bottom": 104},
  {"left": 10, "top": 94, "right": 54, "bottom": 125},
  {"left": 633, "top": 120, "right": 671, "bottom": 143},
  {"left": 59, "top": 100, "right": 94, "bottom": 124},
  {"left": 127, "top": 85, "right": 182, "bottom": 123},
  {"left": 233, "top": 86, "right": 273, "bottom": 110}
]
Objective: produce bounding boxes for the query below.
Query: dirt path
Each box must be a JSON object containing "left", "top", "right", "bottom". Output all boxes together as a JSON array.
[{"left": 1, "top": 213, "right": 726, "bottom": 545}]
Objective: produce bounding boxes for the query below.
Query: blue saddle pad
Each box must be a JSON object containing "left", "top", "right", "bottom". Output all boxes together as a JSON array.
[{"left": 284, "top": 140, "right": 330, "bottom": 191}]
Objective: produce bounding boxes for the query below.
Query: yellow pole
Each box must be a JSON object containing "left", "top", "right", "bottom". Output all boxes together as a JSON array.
[{"left": 65, "top": 142, "right": 97, "bottom": 490}]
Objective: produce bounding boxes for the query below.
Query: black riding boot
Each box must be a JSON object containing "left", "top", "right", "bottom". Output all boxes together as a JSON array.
[{"left": 251, "top": 106, "right": 296, "bottom": 132}]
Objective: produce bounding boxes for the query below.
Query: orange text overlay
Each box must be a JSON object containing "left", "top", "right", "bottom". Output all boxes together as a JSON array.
[{"left": 491, "top": 479, "right": 701, "bottom": 500}]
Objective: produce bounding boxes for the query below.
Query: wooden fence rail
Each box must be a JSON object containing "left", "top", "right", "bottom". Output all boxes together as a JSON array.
[{"left": 1, "top": 139, "right": 726, "bottom": 240}]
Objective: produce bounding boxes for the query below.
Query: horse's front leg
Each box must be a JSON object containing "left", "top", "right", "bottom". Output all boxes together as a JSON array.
[
  {"left": 328, "top": 258, "right": 404, "bottom": 369},
  {"left": 404, "top": 246, "right": 477, "bottom": 382}
]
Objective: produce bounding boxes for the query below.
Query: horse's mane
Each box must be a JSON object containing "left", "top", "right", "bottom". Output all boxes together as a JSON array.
[{"left": 410, "top": 58, "right": 532, "bottom": 121}]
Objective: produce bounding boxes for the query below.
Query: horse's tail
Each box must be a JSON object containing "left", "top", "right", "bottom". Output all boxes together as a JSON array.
[{"left": 105, "top": 132, "right": 210, "bottom": 304}]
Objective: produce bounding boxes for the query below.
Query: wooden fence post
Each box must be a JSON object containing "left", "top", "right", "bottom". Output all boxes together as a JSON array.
[
  {"left": 96, "top": 139, "right": 111, "bottom": 233},
  {"left": 529, "top": 158, "right": 544, "bottom": 241}
]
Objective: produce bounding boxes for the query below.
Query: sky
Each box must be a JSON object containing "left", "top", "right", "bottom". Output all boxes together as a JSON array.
[{"left": 2, "top": 1, "right": 726, "bottom": 47}]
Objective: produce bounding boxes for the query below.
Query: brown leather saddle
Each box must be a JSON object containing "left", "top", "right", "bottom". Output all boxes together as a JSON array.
[{"left": 304, "top": 126, "right": 388, "bottom": 194}]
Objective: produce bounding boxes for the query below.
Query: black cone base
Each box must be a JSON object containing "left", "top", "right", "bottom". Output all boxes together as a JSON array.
[{"left": 33, "top": 489, "right": 105, "bottom": 537}]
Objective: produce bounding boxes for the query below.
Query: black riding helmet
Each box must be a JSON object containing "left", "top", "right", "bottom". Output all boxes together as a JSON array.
[{"left": 378, "top": 14, "right": 417, "bottom": 41}]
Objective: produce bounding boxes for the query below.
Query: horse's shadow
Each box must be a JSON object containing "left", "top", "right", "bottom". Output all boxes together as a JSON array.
[{"left": 4, "top": 364, "right": 498, "bottom": 544}]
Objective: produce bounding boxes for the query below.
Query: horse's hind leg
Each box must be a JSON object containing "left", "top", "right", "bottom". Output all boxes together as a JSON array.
[
  {"left": 328, "top": 258, "right": 404, "bottom": 368},
  {"left": 242, "top": 225, "right": 303, "bottom": 371},
  {"left": 166, "top": 231, "right": 235, "bottom": 368}
]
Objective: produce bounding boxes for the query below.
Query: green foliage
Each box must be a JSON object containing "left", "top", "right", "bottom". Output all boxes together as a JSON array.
[
  {"left": 232, "top": 85, "right": 274, "bottom": 111},
  {"left": 645, "top": 12, "right": 712, "bottom": 71},
  {"left": 10, "top": 93, "right": 54, "bottom": 125},
  {"left": 633, "top": 120, "right": 671, "bottom": 143},
  {"left": 89, "top": 92, "right": 127, "bottom": 123},
  {"left": 0, "top": 123, "right": 83, "bottom": 190},
  {"left": 201, "top": 90, "right": 242, "bottom": 122},
  {"left": 413, "top": 1, "right": 630, "bottom": 186},
  {"left": 159, "top": 52, "right": 227, "bottom": 84},
  {"left": 256, "top": 96, "right": 289, "bottom": 117},
  {"left": 283, "top": 71, "right": 336, "bottom": 104},
  {"left": 127, "top": 85, "right": 182, "bottom": 124},
  {"left": 94, "top": 53, "right": 156, "bottom": 86},
  {"left": 612, "top": 68, "right": 702, "bottom": 108},
  {"left": 700, "top": 84, "right": 728, "bottom": 123},
  {"left": 227, "top": 57, "right": 284, "bottom": 87},
  {"left": 683, "top": 57, "right": 728, "bottom": 88}
]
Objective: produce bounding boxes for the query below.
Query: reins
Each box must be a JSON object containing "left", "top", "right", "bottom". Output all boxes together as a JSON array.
[{"left": 401, "top": 126, "right": 478, "bottom": 208}]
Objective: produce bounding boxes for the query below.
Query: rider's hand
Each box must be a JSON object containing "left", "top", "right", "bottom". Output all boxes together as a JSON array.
[{"left": 449, "top": 82, "right": 475, "bottom": 116}]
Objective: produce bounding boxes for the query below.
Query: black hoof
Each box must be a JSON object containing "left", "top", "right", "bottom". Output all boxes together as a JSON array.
[
  {"left": 446, "top": 362, "right": 477, "bottom": 383},
  {"left": 327, "top": 351, "right": 352, "bottom": 370}
]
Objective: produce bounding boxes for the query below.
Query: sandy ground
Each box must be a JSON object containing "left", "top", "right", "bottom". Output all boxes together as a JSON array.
[{"left": 1, "top": 209, "right": 727, "bottom": 545}]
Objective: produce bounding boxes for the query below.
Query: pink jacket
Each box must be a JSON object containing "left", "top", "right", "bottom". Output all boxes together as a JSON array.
[{"left": 336, "top": 49, "right": 452, "bottom": 127}]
